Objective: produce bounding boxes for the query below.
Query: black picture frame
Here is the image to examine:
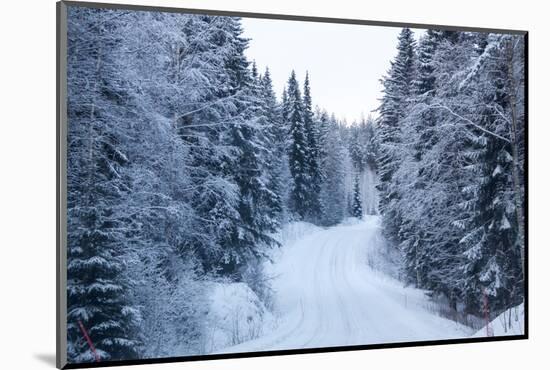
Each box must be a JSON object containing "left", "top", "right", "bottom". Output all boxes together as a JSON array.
[{"left": 57, "top": 1, "right": 528, "bottom": 368}]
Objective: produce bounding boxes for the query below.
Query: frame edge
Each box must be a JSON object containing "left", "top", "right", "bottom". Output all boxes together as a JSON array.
[
  {"left": 61, "top": 0, "right": 527, "bottom": 35},
  {"left": 57, "top": 1, "right": 69, "bottom": 369}
]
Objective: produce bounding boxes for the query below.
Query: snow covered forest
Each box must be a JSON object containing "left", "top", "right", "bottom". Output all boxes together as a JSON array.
[
  {"left": 376, "top": 28, "right": 525, "bottom": 320},
  {"left": 66, "top": 6, "right": 525, "bottom": 364}
]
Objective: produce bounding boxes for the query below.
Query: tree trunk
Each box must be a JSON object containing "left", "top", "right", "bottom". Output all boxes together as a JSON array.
[
  {"left": 86, "top": 21, "right": 103, "bottom": 201},
  {"left": 505, "top": 38, "right": 525, "bottom": 281}
]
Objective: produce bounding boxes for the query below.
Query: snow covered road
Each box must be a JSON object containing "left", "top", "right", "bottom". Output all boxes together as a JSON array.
[{"left": 218, "top": 217, "right": 471, "bottom": 353}]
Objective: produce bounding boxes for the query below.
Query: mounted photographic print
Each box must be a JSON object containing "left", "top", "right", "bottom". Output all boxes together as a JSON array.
[{"left": 56, "top": 1, "right": 528, "bottom": 368}]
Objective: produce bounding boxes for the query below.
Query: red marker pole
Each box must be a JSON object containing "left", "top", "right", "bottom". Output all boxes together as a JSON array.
[{"left": 78, "top": 320, "right": 101, "bottom": 362}]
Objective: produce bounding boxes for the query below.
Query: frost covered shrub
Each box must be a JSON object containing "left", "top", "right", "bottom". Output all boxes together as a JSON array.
[
  {"left": 202, "top": 282, "right": 274, "bottom": 352},
  {"left": 240, "top": 256, "right": 275, "bottom": 312}
]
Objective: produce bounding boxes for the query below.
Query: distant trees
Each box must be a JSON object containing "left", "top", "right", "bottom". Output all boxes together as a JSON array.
[
  {"left": 376, "top": 29, "right": 525, "bottom": 317},
  {"left": 278, "top": 71, "right": 369, "bottom": 225},
  {"left": 319, "top": 114, "right": 349, "bottom": 225},
  {"left": 352, "top": 175, "right": 363, "bottom": 219},
  {"left": 283, "top": 71, "right": 339, "bottom": 223},
  {"left": 348, "top": 117, "right": 378, "bottom": 217}
]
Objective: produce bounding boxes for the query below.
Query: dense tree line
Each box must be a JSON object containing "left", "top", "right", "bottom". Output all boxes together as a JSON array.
[
  {"left": 376, "top": 28, "right": 525, "bottom": 317},
  {"left": 66, "top": 7, "right": 365, "bottom": 362}
]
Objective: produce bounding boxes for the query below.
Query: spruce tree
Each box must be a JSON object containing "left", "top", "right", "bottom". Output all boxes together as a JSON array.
[
  {"left": 302, "top": 72, "right": 322, "bottom": 220},
  {"left": 348, "top": 125, "right": 363, "bottom": 171},
  {"left": 217, "top": 17, "right": 278, "bottom": 276},
  {"left": 315, "top": 109, "right": 331, "bottom": 172},
  {"left": 352, "top": 175, "right": 363, "bottom": 219},
  {"left": 412, "top": 29, "right": 440, "bottom": 161},
  {"left": 364, "top": 117, "right": 378, "bottom": 170},
  {"left": 394, "top": 29, "right": 441, "bottom": 288},
  {"left": 286, "top": 71, "right": 310, "bottom": 219},
  {"left": 376, "top": 28, "right": 416, "bottom": 243},
  {"left": 66, "top": 7, "right": 141, "bottom": 362},
  {"left": 460, "top": 35, "right": 525, "bottom": 314},
  {"left": 259, "top": 67, "right": 285, "bottom": 225}
]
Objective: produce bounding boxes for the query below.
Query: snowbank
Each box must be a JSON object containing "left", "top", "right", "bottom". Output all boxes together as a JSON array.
[
  {"left": 202, "top": 282, "right": 275, "bottom": 354},
  {"left": 472, "top": 303, "right": 524, "bottom": 337}
]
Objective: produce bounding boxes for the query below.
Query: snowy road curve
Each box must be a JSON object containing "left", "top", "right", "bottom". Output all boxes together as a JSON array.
[{"left": 219, "top": 217, "right": 471, "bottom": 353}]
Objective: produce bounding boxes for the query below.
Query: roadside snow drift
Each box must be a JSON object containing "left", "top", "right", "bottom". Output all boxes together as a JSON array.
[
  {"left": 473, "top": 303, "right": 524, "bottom": 337},
  {"left": 202, "top": 282, "right": 275, "bottom": 353}
]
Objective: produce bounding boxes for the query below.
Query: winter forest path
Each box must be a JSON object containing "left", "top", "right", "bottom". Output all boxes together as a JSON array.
[{"left": 218, "top": 217, "right": 472, "bottom": 353}]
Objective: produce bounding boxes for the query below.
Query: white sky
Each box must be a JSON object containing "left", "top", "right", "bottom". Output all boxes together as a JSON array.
[{"left": 241, "top": 17, "right": 423, "bottom": 124}]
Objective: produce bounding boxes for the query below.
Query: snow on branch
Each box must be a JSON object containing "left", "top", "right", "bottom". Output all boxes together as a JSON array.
[{"left": 424, "top": 103, "right": 511, "bottom": 143}]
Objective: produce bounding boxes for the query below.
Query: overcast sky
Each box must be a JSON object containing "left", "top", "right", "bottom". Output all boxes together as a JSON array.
[{"left": 241, "top": 17, "right": 422, "bottom": 124}]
